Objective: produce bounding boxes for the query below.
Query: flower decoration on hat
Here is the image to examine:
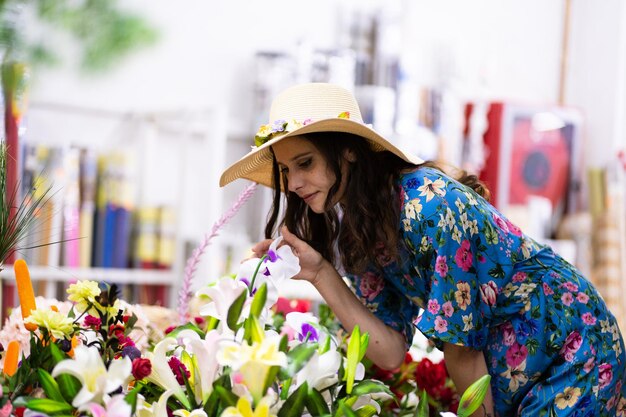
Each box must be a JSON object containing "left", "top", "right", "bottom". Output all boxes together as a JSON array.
[{"left": 253, "top": 112, "right": 351, "bottom": 147}]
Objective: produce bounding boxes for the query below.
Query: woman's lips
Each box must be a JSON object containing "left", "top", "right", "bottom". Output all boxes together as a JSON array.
[{"left": 302, "top": 192, "right": 317, "bottom": 203}]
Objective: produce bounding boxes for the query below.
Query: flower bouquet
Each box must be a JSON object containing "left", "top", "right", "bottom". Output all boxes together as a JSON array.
[{"left": 0, "top": 237, "right": 490, "bottom": 417}]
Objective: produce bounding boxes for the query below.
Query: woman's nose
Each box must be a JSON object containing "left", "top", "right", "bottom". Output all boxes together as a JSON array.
[{"left": 287, "top": 172, "right": 303, "bottom": 192}]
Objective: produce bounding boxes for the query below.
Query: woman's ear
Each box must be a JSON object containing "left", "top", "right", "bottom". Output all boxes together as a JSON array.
[{"left": 343, "top": 149, "right": 357, "bottom": 163}]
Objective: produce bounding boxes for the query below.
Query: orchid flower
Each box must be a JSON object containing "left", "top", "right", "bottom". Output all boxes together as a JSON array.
[
  {"left": 284, "top": 312, "right": 321, "bottom": 343},
  {"left": 51, "top": 345, "right": 131, "bottom": 407},
  {"left": 78, "top": 394, "right": 132, "bottom": 417},
  {"left": 197, "top": 277, "right": 248, "bottom": 322},
  {"left": 236, "top": 258, "right": 279, "bottom": 307},
  {"left": 217, "top": 336, "right": 287, "bottom": 404},
  {"left": 261, "top": 237, "right": 300, "bottom": 284},
  {"left": 144, "top": 339, "right": 191, "bottom": 409}
]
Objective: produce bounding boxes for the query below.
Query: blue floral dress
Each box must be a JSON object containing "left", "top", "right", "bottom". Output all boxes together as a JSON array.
[{"left": 346, "top": 167, "right": 626, "bottom": 416}]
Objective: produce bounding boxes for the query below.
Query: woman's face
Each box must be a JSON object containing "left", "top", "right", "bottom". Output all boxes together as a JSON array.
[{"left": 272, "top": 135, "right": 349, "bottom": 214}]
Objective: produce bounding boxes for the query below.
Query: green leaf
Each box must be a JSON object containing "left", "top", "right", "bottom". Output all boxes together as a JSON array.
[
  {"left": 278, "top": 343, "right": 318, "bottom": 379},
  {"left": 37, "top": 369, "right": 67, "bottom": 403},
  {"left": 355, "top": 404, "right": 377, "bottom": 417},
  {"left": 250, "top": 282, "right": 268, "bottom": 318},
  {"left": 203, "top": 387, "right": 221, "bottom": 417},
  {"left": 337, "top": 400, "right": 359, "bottom": 417},
  {"left": 457, "top": 374, "right": 491, "bottom": 417},
  {"left": 214, "top": 385, "right": 238, "bottom": 407},
  {"left": 358, "top": 333, "right": 369, "bottom": 361},
  {"left": 49, "top": 343, "right": 80, "bottom": 402},
  {"left": 25, "top": 398, "right": 74, "bottom": 414},
  {"left": 243, "top": 315, "right": 265, "bottom": 344},
  {"left": 414, "top": 389, "right": 429, "bottom": 417},
  {"left": 344, "top": 325, "right": 361, "bottom": 394},
  {"left": 305, "top": 387, "right": 330, "bottom": 416},
  {"left": 351, "top": 380, "right": 394, "bottom": 397},
  {"left": 277, "top": 382, "right": 308, "bottom": 417},
  {"left": 164, "top": 322, "right": 205, "bottom": 339},
  {"left": 226, "top": 290, "right": 247, "bottom": 331}
]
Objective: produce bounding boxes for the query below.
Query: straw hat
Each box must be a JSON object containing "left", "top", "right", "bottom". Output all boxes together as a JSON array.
[{"left": 219, "top": 83, "right": 423, "bottom": 188}]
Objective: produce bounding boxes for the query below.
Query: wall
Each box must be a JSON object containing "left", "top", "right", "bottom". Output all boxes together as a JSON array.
[{"left": 20, "top": 0, "right": 626, "bottom": 292}]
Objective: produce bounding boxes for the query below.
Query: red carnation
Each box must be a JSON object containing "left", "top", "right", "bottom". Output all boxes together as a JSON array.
[
  {"left": 131, "top": 358, "right": 152, "bottom": 380},
  {"left": 168, "top": 356, "right": 190, "bottom": 385},
  {"left": 84, "top": 315, "right": 101, "bottom": 328}
]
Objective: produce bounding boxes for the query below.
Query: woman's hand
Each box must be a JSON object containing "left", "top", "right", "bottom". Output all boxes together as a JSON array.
[{"left": 280, "top": 226, "right": 327, "bottom": 284}]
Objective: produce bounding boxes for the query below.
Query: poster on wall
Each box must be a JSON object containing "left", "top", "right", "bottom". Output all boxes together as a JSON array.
[{"left": 465, "top": 101, "right": 584, "bottom": 225}]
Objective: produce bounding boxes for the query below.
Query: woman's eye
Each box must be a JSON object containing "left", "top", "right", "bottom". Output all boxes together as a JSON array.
[
  {"left": 299, "top": 158, "right": 312, "bottom": 168},
  {"left": 280, "top": 166, "right": 289, "bottom": 174}
]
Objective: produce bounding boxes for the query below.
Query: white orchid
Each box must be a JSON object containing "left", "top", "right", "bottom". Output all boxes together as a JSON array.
[
  {"left": 261, "top": 237, "right": 301, "bottom": 283},
  {"left": 51, "top": 345, "right": 131, "bottom": 407},
  {"left": 284, "top": 312, "right": 321, "bottom": 343}
]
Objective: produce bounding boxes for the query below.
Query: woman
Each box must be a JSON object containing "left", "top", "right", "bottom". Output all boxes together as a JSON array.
[{"left": 220, "top": 83, "right": 626, "bottom": 416}]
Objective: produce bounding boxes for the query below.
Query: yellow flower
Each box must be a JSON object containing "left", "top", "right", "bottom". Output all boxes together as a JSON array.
[
  {"left": 217, "top": 337, "right": 287, "bottom": 404},
  {"left": 221, "top": 397, "right": 275, "bottom": 417},
  {"left": 555, "top": 386, "right": 582, "bottom": 409},
  {"left": 24, "top": 309, "right": 74, "bottom": 339},
  {"left": 67, "top": 281, "right": 101, "bottom": 314}
]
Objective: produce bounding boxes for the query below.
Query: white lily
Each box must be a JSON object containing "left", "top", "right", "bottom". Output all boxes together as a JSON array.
[
  {"left": 173, "top": 409, "right": 209, "bottom": 417},
  {"left": 51, "top": 345, "right": 131, "bottom": 407},
  {"left": 294, "top": 349, "right": 341, "bottom": 391},
  {"left": 187, "top": 329, "right": 221, "bottom": 402},
  {"left": 136, "top": 390, "right": 174, "bottom": 417},
  {"left": 79, "top": 394, "right": 132, "bottom": 417},
  {"left": 145, "top": 338, "right": 191, "bottom": 409},
  {"left": 197, "top": 277, "right": 248, "bottom": 321},
  {"left": 217, "top": 336, "right": 287, "bottom": 404}
]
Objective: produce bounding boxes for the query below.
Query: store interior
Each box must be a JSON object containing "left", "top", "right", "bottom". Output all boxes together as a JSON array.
[{"left": 1, "top": 0, "right": 625, "bottom": 329}]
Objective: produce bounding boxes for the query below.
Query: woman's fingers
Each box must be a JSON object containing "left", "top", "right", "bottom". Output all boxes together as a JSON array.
[{"left": 251, "top": 238, "right": 273, "bottom": 257}]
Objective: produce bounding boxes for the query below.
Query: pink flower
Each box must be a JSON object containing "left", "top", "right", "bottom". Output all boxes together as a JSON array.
[
  {"left": 582, "top": 312, "right": 596, "bottom": 325},
  {"left": 559, "top": 331, "right": 582, "bottom": 362},
  {"left": 454, "top": 240, "right": 473, "bottom": 272},
  {"left": 561, "top": 292, "right": 574, "bottom": 306},
  {"left": 512, "top": 272, "right": 527, "bottom": 283},
  {"left": 442, "top": 301, "right": 454, "bottom": 317},
  {"left": 434, "top": 316, "right": 448, "bottom": 333},
  {"left": 427, "top": 299, "right": 440, "bottom": 314},
  {"left": 599, "top": 363, "right": 613, "bottom": 389},
  {"left": 480, "top": 281, "right": 498, "bottom": 306},
  {"left": 505, "top": 342, "right": 528, "bottom": 368},
  {"left": 543, "top": 282, "right": 554, "bottom": 296},
  {"left": 502, "top": 322, "right": 516, "bottom": 346},
  {"left": 506, "top": 219, "right": 523, "bottom": 236},
  {"left": 576, "top": 292, "right": 589, "bottom": 304},
  {"left": 492, "top": 213, "right": 509, "bottom": 232},
  {"left": 359, "top": 272, "right": 385, "bottom": 301},
  {"left": 435, "top": 255, "right": 449, "bottom": 277},
  {"left": 583, "top": 357, "right": 595, "bottom": 373},
  {"left": 561, "top": 282, "right": 579, "bottom": 292}
]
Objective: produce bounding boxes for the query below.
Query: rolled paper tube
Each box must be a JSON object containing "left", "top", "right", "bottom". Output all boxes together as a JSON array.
[
  {"left": 14, "top": 259, "right": 37, "bottom": 331},
  {"left": 3, "top": 340, "right": 20, "bottom": 376}
]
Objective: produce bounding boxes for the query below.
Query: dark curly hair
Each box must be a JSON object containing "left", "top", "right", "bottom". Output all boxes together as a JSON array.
[{"left": 264, "top": 132, "right": 490, "bottom": 274}]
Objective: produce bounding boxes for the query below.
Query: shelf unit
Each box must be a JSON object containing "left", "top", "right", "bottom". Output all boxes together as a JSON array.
[{"left": 0, "top": 103, "right": 228, "bottom": 311}]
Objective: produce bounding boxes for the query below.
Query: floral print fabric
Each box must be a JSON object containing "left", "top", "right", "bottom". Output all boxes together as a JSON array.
[{"left": 345, "top": 167, "right": 626, "bottom": 416}]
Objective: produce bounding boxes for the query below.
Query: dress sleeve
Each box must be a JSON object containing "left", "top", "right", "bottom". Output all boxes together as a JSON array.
[
  {"left": 401, "top": 170, "right": 491, "bottom": 350},
  {"left": 345, "top": 266, "right": 420, "bottom": 348}
]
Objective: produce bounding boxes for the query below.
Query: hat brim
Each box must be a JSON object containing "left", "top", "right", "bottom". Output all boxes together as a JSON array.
[{"left": 219, "top": 118, "right": 423, "bottom": 188}]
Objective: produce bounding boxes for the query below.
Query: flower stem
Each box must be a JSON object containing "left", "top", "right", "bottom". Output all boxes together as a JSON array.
[{"left": 248, "top": 254, "right": 267, "bottom": 295}]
